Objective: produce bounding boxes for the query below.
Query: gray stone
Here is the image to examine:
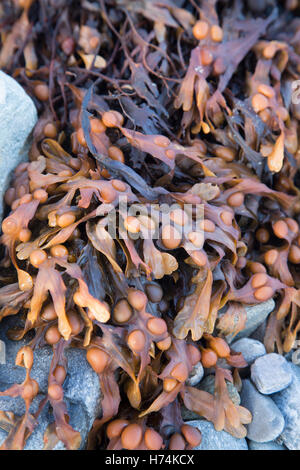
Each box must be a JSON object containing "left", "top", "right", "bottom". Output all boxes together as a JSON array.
[
  {"left": 0, "top": 315, "right": 101, "bottom": 449},
  {"left": 0, "top": 71, "right": 37, "bottom": 219},
  {"left": 272, "top": 363, "right": 300, "bottom": 450},
  {"left": 240, "top": 379, "right": 285, "bottom": 442},
  {"left": 186, "top": 362, "right": 204, "bottom": 386},
  {"left": 184, "top": 420, "right": 248, "bottom": 450},
  {"left": 199, "top": 374, "right": 240, "bottom": 405},
  {"left": 247, "top": 439, "right": 287, "bottom": 450},
  {"left": 0, "top": 393, "right": 53, "bottom": 450},
  {"left": 251, "top": 354, "right": 292, "bottom": 394},
  {"left": 224, "top": 299, "right": 275, "bottom": 343},
  {"left": 231, "top": 338, "right": 266, "bottom": 366}
]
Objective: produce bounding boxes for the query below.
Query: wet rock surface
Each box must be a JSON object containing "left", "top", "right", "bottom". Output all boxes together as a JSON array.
[
  {"left": 240, "top": 379, "right": 285, "bottom": 443},
  {"left": 185, "top": 420, "right": 248, "bottom": 450},
  {"left": 272, "top": 364, "right": 300, "bottom": 450},
  {"left": 0, "top": 71, "right": 37, "bottom": 221},
  {"left": 247, "top": 439, "right": 287, "bottom": 450},
  {"left": 0, "top": 315, "right": 102, "bottom": 450}
]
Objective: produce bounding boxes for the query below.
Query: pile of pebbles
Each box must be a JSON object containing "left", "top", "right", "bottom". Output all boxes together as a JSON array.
[{"left": 185, "top": 335, "right": 300, "bottom": 450}]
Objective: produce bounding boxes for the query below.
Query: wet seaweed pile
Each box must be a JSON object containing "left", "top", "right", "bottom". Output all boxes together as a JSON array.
[{"left": 0, "top": 0, "right": 300, "bottom": 450}]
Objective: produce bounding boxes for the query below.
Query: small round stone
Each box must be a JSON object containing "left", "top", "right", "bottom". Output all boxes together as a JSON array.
[{"left": 251, "top": 353, "right": 293, "bottom": 394}]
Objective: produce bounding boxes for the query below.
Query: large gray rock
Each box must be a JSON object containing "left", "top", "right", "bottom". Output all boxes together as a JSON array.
[
  {"left": 272, "top": 364, "right": 300, "bottom": 450},
  {"left": 248, "top": 439, "right": 287, "bottom": 450},
  {"left": 0, "top": 71, "right": 37, "bottom": 219},
  {"left": 240, "top": 379, "right": 285, "bottom": 442},
  {"left": 251, "top": 354, "right": 292, "bottom": 394},
  {"left": 231, "top": 338, "right": 266, "bottom": 366},
  {"left": 0, "top": 315, "right": 102, "bottom": 449},
  {"left": 224, "top": 299, "right": 275, "bottom": 343},
  {"left": 184, "top": 420, "right": 248, "bottom": 450}
]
